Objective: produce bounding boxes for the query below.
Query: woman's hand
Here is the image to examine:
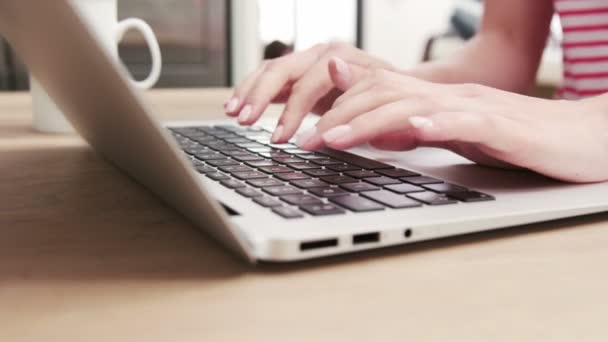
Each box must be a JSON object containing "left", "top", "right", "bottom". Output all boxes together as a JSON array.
[
  {"left": 224, "top": 43, "right": 395, "bottom": 143},
  {"left": 296, "top": 60, "right": 608, "bottom": 183}
]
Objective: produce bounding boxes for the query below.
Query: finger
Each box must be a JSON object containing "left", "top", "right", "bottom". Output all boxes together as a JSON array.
[
  {"left": 271, "top": 59, "right": 368, "bottom": 143},
  {"left": 368, "top": 131, "right": 419, "bottom": 151},
  {"left": 321, "top": 100, "right": 431, "bottom": 150},
  {"left": 329, "top": 69, "right": 424, "bottom": 111},
  {"left": 225, "top": 65, "right": 266, "bottom": 116},
  {"left": 311, "top": 88, "right": 343, "bottom": 114},
  {"left": 328, "top": 56, "right": 369, "bottom": 91},
  {"left": 297, "top": 87, "right": 403, "bottom": 150},
  {"left": 408, "top": 112, "right": 501, "bottom": 146},
  {"left": 237, "top": 45, "right": 328, "bottom": 126}
]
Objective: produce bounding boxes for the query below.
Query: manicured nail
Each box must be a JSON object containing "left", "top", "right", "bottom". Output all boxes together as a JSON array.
[
  {"left": 238, "top": 105, "right": 252, "bottom": 124},
  {"left": 409, "top": 116, "right": 434, "bottom": 129},
  {"left": 226, "top": 97, "right": 239, "bottom": 113},
  {"left": 333, "top": 57, "right": 349, "bottom": 76},
  {"left": 296, "top": 126, "right": 317, "bottom": 148},
  {"left": 322, "top": 125, "right": 352, "bottom": 144},
  {"left": 271, "top": 125, "right": 284, "bottom": 143}
]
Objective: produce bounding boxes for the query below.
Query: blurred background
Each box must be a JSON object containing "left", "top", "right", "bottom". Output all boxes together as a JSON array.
[{"left": 0, "top": 0, "right": 563, "bottom": 96}]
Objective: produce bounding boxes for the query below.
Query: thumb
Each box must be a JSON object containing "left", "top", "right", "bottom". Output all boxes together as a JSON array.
[
  {"left": 409, "top": 111, "right": 516, "bottom": 153},
  {"left": 328, "top": 56, "right": 367, "bottom": 91}
]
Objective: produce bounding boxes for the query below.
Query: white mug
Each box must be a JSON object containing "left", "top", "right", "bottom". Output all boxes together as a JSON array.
[{"left": 31, "top": 0, "right": 162, "bottom": 133}]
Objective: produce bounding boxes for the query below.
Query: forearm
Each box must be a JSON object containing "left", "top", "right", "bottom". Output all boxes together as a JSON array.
[{"left": 403, "top": 33, "right": 542, "bottom": 93}]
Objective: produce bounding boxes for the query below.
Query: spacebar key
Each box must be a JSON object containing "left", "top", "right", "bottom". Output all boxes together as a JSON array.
[{"left": 319, "top": 148, "right": 393, "bottom": 170}]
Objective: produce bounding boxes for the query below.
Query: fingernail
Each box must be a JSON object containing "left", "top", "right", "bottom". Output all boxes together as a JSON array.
[
  {"left": 271, "top": 125, "right": 284, "bottom": 143},
  {"left": 409, "top": 116, "right": 434, "bottom": 129},
  {"left": 238, "top": 105, "right": 252, "bottom": 124},
  {"left": 296, "top": 126, "right": 317, "bottom": 148},
  {"left": 226, "top": 97, "right": 239, "bottom": 113},
  {"left": 322, "top": 125, "right": 352, "bottom": 144},
  {"left": 333, "top": 57, "right": 349, "bottom": 76}
]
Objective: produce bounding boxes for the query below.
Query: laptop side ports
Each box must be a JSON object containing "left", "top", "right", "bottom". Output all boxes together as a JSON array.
[
  {"left": 352, "top": 232, "right": 380, "bottom": 245},
  {"left": 300, "top": 238, "right": 339, "bottom": 251}
]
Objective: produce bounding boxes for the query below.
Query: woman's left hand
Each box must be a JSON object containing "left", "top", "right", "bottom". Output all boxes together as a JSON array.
[{"left": 296, "top": 59, "right": 608, "bottom": 183}]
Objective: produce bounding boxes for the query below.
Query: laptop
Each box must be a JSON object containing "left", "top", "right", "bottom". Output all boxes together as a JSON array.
[{"left": 2, "top": 0, "right": 607, "bottom": 263}]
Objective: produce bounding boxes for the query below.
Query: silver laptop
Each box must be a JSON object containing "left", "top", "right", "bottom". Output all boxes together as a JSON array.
[{"left": 2, "top": 0, "right": 607, "bottom": 263}]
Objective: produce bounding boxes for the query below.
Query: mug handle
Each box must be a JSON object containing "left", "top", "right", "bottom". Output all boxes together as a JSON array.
[{"left": 115, "top": 18, "right": 162, "bottom": 89}]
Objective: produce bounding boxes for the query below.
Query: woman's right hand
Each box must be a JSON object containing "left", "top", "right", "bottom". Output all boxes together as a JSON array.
[{"left": 224, "top": 42, "right": 395, "bottom": 143}]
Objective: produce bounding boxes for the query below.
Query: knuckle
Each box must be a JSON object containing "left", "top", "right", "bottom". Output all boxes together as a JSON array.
[
  {"left": 457, "top": 83, "right": 484, "bottom": 98},
  {"left": 312, "top": 42, "right": 329, "bottom": 51},
  {"left": 263, "top": 59, "right": 282, "bottom": 72},
  {"left": 370, "top": 68, "right": 392, "bottom": 82},
  {"left": 289, "top": 81, "right": 307, "bottom": 95},
  {"left": 327, "top": 41, "right": 351, "bottom": 53}
]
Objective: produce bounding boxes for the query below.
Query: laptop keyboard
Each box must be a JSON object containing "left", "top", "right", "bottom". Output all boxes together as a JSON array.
[{"left": 169, "top": 125, "right": 495, "bottom": 219}]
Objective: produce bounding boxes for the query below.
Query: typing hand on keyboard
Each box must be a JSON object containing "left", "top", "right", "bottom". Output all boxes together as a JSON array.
[
  {"left": 293, "top": 60, "right": 608, "bottom": 184},
  {"left": 223, "top": 43, "right": 395, "bottom": 144}
]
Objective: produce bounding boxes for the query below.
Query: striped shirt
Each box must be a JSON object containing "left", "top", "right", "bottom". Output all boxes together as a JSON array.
[{"left": 555, "top": 0, "right": 608, "bottom": 99}]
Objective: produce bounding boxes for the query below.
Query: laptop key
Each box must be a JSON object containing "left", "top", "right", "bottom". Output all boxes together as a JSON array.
[
  {"left": 319, "top": 148, "right": 393, "bottom": 170},
  {"left": 223, "top": 149, "right": 251, "bottom": 157},
  {"left": 385, "top": 183, "right": 425, "bottom": 194},
  {"left": 275, "top": 172, "right": 310, "bottom": 181},
  {"left": 327, "top": 163, "right": 361, "bottom": 172},
  {"left": 189, "top": 158, "right": 205, "bottom": 166},
  {"left": 219, "top": 165, "right": 253, "bottom": 173},
  {"left": 206, "top": 172, "right": 231, "bottom": 181},
  {"left": 273, "top": 157, "right": 303, "bottom": 164},
  {"left": 195, "top": 152, "right": 225, "bottom": 160},
  {"left": 247, "top": 178, "right": 285, "bottom": 188},
  {"left": 340, "top": 182, "right": 381, "bottom": 193},
  {"left": 297, "top": 153, "right": 329, "bottom": 160},
  {"left": 206, "top": 158, "right": 239, "bottom": 167},
  {"left": 246, "top": 160, "right": 279, "bottom": 168},
  {"left": 365, "top": 176, "right": 402, "bottom": 186},
  {"left": 272, "top": 206, "right": 305, "bottom": 219},
  {"left": 234, "top": 154, "right": 265, "bottom": 162},
  {"left": 259, "top": 165, "right": 293, "bottom": 174},
  {"left": 447, "top": 191, "right": 495, "bottom": 203},
  {"left": 247, "top": 147, "right": 273, "bottom": 153},
  {"left": 376, "top": 168, "right": 420, "bottom": 178},
  {"left": 312, "top": 158, "right": 343, "bottom": 166},
  {"left": 195, "top": 165, "right": 216, "bottom": 174},
  {"left": 220, "top": 179, "right": 246, "bottom": 189},
  {"left": 423, "top": 183, "right": 468, "bottom": 193},
  {"left": 253, "top": 196, "right": 283, "bottom": 208},
  {"left": 290, "top": 179, "right": 329, "bottom": 189},
  {"left": 288, "top": 162, "right": 320, "bottom": 171},
  {"left": 263, "top": 185, "right": 303, "bottom": 196},
  {"left": 309, "top": 187, "right": 351, "bottom": 197},
  {"left": 284, "top": 149, "right": 311, "bottom": 155},
  {"left": 304, "top": 168, "right": 339, "bottom": 177},
  {"left": 407, "top": 191, "right": 458, "bottom": 205},
  {"left": 236, "top": 187, "right": 264, "bottom": 198},
  {"left": 361, "top": 191, "right": 422, "bottom": 209},
  {"left": 232, "top": 171, "right": 268, "bottom": 180},
  {"left": 402, "top": 176, "right": 443, "bottom": 185},
  {"left": 280, "top": 194, "right": 323, "bottom": 206},
  {"left": 330, "top": 195, "right": 385, "bottom": 212},
  {"left": 320, "top": 175, "right": 358, "bottom": 185},
  {"left": 344, "top": 170, "right": 379, "bottom": 179},
  {"left": 300, "top": 203, "right": 346, "bottom": 216}
]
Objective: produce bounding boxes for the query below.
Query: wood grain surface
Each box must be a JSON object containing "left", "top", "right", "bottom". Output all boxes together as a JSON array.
[{"left": 1, "top": 89, "right": 608, "bottom": 342}]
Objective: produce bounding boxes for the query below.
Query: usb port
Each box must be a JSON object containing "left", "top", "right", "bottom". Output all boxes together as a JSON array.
[
  {"left": 352, "top": 232, "right": 380, "bottom": 245},
  {"left": 300, "top": 239, "right": 338, "bottom": 251}
]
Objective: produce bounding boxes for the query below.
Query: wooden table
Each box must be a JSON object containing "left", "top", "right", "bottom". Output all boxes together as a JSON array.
[{"left": 2, "top": 89, "right": 608, "bottom": 342}]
